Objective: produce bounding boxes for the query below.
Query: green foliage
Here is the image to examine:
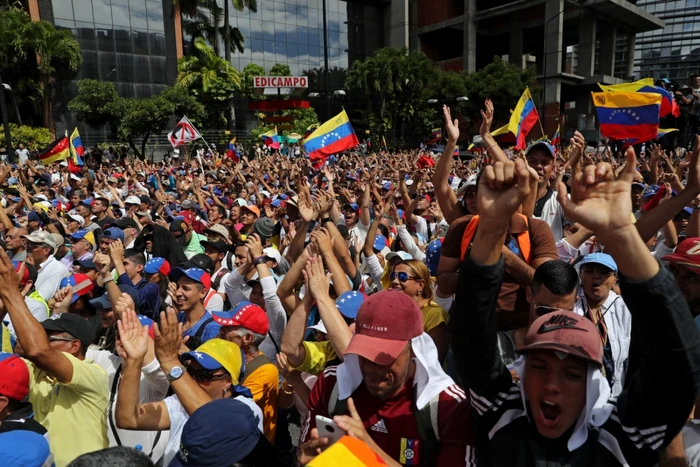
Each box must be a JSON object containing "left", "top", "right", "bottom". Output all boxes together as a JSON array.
[
  {"left": 160, "top": 86, "right": 206, "bottom": 122},
  {"left": 67, "top": 79, "right": 120, "bottom": 128},
  {"left": 176, "top": 37, "right": 241, "bottom": 128},
  {"left": 180, "top": 0, "right": 256, "bottom": 58},
  {"left": 0, "top": 124, "right": 51, "bottom": 150},
  {"left": 117, "top": 95, "right": 175, "bottom": 158},
  {"left": 241, "top": 63, "right": 266, "bottom": 101},
  {"left": 269, "top": 63, "right": 291, "bottom": 76}
]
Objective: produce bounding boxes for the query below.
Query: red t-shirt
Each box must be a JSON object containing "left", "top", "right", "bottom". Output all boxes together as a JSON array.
[{"left": 302, "top": 366, "right": 476, "bottom": 466}]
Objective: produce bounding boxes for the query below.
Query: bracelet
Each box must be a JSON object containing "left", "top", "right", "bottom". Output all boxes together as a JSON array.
[
  {"left": 486, "top": 142, "right": 499, "bottom": 152},
  {"left": 281, "top": 383, "right": 294, "bottom": 395},
  {"left": 102, "top": 275, "right": 114, "bottom": 283},
  {"left": 253, "top": 255, "right": 267, "bottom": 266}
]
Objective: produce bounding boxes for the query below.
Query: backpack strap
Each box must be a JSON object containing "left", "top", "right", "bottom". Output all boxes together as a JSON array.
[
  {"left": 241, "top": 354, "right": 273, "bottom": 384},
  {"left": 459, "top": 216, "right": 480, "bottom": 261},
  {"left": 327, "top": 380, "right": 347, "bottom": 418},
  {"left": 193, "top": 317, "right": 214, "bottom": 342},
  {"left": 212, "top": 268, "right": 230, "bottom": 292}
]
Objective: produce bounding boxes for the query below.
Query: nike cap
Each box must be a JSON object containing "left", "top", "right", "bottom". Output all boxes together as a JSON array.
[{"left": 516, "top": 310, "right": 603, "bottom": 366}]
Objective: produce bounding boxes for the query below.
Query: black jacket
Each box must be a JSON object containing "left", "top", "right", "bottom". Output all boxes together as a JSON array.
[
  {"left": 133, "top": 224, "right": 187, "bottom": 267},
  {"left": 0, "top": 401, "right": 47, "bottom": 436},
  {"left": 449, "top": 255, "right": 700, "bottom": 466}
]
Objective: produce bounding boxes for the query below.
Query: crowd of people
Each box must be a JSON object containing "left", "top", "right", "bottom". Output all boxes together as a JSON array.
[{"left": 1, "top": 99, "right": 700, "bottom": 467}]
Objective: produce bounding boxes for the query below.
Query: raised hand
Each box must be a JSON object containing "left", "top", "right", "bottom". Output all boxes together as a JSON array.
[
  {"left": 153, "top": 309, "right": 184, "bottom": 367},
  {"left": 115, "top": 291, "right": 136, "bottom": 319},
  {"left": 479, "top": 99, "right": 494, "bottom": 137},
  {"left": 477, "top": 159, "right": 532, "bottom": 229},
  {"left": 303, "top": 255, "right": 330, "bottom": 301},
  {"left": 109, "top": 239, "right": 125, "bottom": 263},
  {"left": 52, "top": 285, "right": 74, "bottom": 314},
  {"left": 557, "top": 147, "right": 637, "bottom": 235},
  {"left": 443, "top": 105, "right": 459, "bottom": 143},
  {"left": 116, "top": 308, "right": 148, "bottom": 362},
  {"left": 246, "top": 233, "right": 264, "bottom": 259},
  {"left": 310, "top": 227, "right": 334, "bottom": 256}
]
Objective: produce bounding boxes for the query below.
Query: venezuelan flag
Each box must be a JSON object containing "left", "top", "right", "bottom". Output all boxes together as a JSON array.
[
  {"left": 69, "top": 127, "right": 84, "bottom": 165},
  {"left": 38, "top": 137, "right": 70, "bottom": 165},
  {"left": 507, "top": 88, "right": 539, "bottom": 150},
  {"left": 491, "top": 123, "right": 517, "bottom": 145},
  {"left": 226, "top": 137, "right": 240, "bottom": 162},
  {"left": 308, "top": 436, "right": 386, "bottom": 466},
  {"left": 591, "top": 92, "right": 662, "bottom": 141},
  {"left": 624, "top": 127, "right": 679, "bottom": 147},
  {"left": 428, "top": 128, "right": 441, "bottom": 143},
  {"left": 261, "top": 128, "right": 280, "bottom": 149},
  {"left": 551, "top": 124, "right": 561, "bottom": 149},
  {"left": 303, "top": 110, "right": 359, "bottom": 168},
  {"left": 598, "top": 78, "right": 679, "bottom": 118}
]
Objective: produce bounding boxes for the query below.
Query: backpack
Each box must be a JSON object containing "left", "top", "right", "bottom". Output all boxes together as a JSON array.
[
  {"left": 186, "top": 317, "right": 214, "bottom": 350},
  {"left": 327, "top": 381, "right": 440, "bottom": 467}
]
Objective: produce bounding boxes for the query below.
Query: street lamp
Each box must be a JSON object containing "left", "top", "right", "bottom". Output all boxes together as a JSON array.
[
  {"left": 427, "top": 99, "right": 438, "bottom": 104},
  {"left": 2, "top": 83, "right": 22, "bottom": 126},
  {"left": 333, "top": 90, "right": 346, "bottom": 96},
  {"left": 456, "top": 96, "right": 469, "bottom": 102},
  {"left": 0, "top": 75, "right": 13, "bottom": 163},
  {"left": 308, "top": 92, "right": 320, "bottom": 98},
  {"left": 427, "top": 97, "right": 468, "bottom": 104}
]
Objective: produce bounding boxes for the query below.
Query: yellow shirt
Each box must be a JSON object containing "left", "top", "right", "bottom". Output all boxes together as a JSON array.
[
  {"left": 26, "top": 352, "right": 109, "bottom": 467},
  {"left": 244, "top": 362, "right": 279, "bottom": 444},
  {"left": 295, "top": 340, "right": 337, "bottom": 375},
  {"left": 421, "top": 300, "right": 449, "bottom": 333},
  {"left": 1, "top": 323, "right": 12, "bottom": 353}
]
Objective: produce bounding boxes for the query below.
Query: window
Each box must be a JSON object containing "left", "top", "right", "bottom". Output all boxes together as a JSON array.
[
  {"left": 93, "top": 0, "right": 113, "bottom": 24},
  {"left": 73, "top": 0, "right": 94, "bottom": 23},
  {"left": 112, "top": 0, "right": 131, "bottom": 27},
  {"left": 52, "top": 0, "right": 75, "bottom": 20},
  {"left": 129, "top": 0, "right": 148, "bottom": 29},
  {"left": 147, "top": 1, "right": 164, "bottom": 31},
  {"left": 96, "top": 27, "right": 115, "bottom": 53}
]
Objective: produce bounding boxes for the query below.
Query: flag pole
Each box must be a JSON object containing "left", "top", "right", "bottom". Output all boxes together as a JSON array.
[{"left": 537, "top": 112, "right": 546, "bottom": 141}]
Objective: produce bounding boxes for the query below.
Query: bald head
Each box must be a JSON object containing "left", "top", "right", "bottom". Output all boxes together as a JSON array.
[{"left": 6, "top": 227, "right": 27, "bottom": 253}]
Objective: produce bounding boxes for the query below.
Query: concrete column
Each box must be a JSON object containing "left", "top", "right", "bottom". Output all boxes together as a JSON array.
[
  {"left": 598, "top": 23, "right": 617, "bottom": 77},
  {"left": 509, "top": 17, "right": 523, "bottom": 68},
  {"left": 387, "top": 0, "right": 409, "bottom": 49},
  {"left": 543, "top": 0, "right": 564, "bottom": 135},
  {"left": 626, "top": 31, "right": 636, "bottom": 79},
  {"left": 409, "top": 0, "right": 419, "bottom": 52},
  {"left": 463, "top": 0, "right": 477, "bottom": 72},
  {"left": 578, "top": 10, "right": 596, "bottom": 77}
]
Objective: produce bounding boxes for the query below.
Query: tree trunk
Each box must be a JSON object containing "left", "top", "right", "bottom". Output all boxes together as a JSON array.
[
  {"left": 224, "top": 0, "right": 231, "bottom": 62},
  {"left": 140, "top": 132, "right": 150, "bottom": 161},
  {"left": 211, "top": 0, "right": 219, "bottom": 55}
]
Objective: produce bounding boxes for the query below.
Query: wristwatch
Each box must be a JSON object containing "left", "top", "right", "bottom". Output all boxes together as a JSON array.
[{"left": 166, "top": 366, "right": 185, "bottom": 382}]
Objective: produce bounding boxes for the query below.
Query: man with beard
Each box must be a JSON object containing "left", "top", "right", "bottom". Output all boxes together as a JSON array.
[{"left": 170, "top": 219, "right": 205, "bottom": 259}]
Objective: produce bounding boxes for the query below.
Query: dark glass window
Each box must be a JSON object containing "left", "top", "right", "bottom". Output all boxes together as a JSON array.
[
  {"left": 115, "top": 28, "right": 133, "bottom": 53},
  {"left": 133, "top": 30, "right": 150, "bottom": 55},
  {"left": 96, "top": 27, "right": 115, "bottom": 53},
  {"left": 116, "top": 53, "right": 134, "bottom": 82},
  {"left": 133, "top": 55, "right": 151, "bottom": 82}
]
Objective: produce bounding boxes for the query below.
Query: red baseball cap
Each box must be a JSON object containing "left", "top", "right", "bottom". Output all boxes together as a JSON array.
[
  {"left": 0, "top": 353, "right": 30, "bottom": 400},
  {"left": 517, "top": 310, "right": 603, "bottom": 366},
  {"left": 662, "top": 237, "right": 700, "bottom": 274},
  {"left": 344, "top": 290, "right": 423, "bottom": 365},
  {"left": 211, "top": 301, "right": 269, "bottom": 335}
]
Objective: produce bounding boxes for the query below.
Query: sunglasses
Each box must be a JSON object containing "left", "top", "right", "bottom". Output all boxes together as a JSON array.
[
  {"left": 186, "top": 366, "right": 228, "bottom": 385},
  {"left": 390, "top": 271, "right": 420, "bottom": 283}
]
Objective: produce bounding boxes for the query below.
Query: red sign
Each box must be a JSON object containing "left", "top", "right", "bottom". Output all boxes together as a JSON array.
[{"left": 253, "top": 76, "right": 309, "bottom": 88}]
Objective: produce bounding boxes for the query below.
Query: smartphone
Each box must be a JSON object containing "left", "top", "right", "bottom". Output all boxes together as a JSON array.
[{"left": 315, "top": 415, "right": 346, "bottom": 445}]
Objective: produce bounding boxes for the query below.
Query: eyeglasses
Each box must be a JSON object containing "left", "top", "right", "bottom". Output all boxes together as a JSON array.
[
  {"left": 390, "top": 271, "right": 420, "bottom": 283},
  {"left": 186, "top": 366, "right": 228, "bottom": 385},
  {"left": 48, "top": 336, "right": 76, "bottom": 343}
]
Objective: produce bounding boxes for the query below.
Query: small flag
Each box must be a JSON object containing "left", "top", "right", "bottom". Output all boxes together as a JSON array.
[
  {"left": 226, "top": 138, "right": 240, "bottom": 162},
  {"left": 428, "top": 128, "right": 442, "bottom": 143},
  {"left": 69, "top": 128, "right": 84, "bottom": 166},
  {"left": 507, "top": 87, "right": 540, "bottom": 150},
  {"left": 168, "top": 116, "right": 202, "bottom": 147},
  {"left": 303, "top": 110, "right": 359, "bottom": 169},
  {"left": 38, "top": 137, "right": 70, "bottom": 165},
  {"left": 598, "top": 78, "right": 679, "bottom": 118},
  {"left": 551, "top": 124, "right": 561, "bottom": 149},
  {"left": 261, "top": 128, "right": 280, "bottom": 149},
  {"left": 382, "top": 135, "right": 388, "bottom": 149},
  {"left": 591, "top": 91, "right": 662, "bottom": 141},
  {"left": 453, "top": 147, "right": 459, "bottom": 156}
]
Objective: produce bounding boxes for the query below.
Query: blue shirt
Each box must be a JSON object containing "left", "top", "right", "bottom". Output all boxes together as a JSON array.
[
  {"left": 178, "top": 311, "right": 221, "bottom": 343},
  {"left": 117, "top": 274, "right": 161, "bottom": 319}
]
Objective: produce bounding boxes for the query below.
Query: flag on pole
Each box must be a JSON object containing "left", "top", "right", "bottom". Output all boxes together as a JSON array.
[
  {"left": 428, "top": 128, "right": 442, "bottom": 143},
  {"left": 261, "top": 128, "right": 280, "bottom": 149},
  {"left": 551, "top": 124, "right": 561, "bottom": 149},
  {"left": 598, "top": 78, "right": 679, "bottom": 118},
  {"left": 303, "top": 110, "right": 359, "bottom": 169},
  {"left": 168, "top": 116, "right": 202, "bottom": 147},
  {"left": 69, "top": 127, "right": 84, "bottom": 166},
  {"left": 38, "top": 137, "right": 71, "bottom": 165},
  {"left": 226, "top": 138, "right": 240, "bottom": 162},
  {"left": 507, "top": 88, "right": 540, "bottom": 150},
  {"left": 382, "top": 135, "right": 388, "bottom": 149},
  {"left": 591, "top": 92, "right": 662, "bottom": 141}
]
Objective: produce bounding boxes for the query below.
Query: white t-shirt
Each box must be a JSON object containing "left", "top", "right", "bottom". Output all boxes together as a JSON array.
[
  {"left": 534, "top": 190, "right": 567, "bottom": 242},
  {"left": 337, "top": 218, "right": 370, "bottom": 248},
  {"left": 15, "top": 148, "right": 29, "bottom": 165},
  {"left": 163, "top": 394, "right": 263, "bottom": 466}
]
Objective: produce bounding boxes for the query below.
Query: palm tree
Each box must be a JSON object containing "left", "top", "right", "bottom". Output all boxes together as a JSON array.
[
  {"left": 224, "top": 0, "right": 257, "bottom": 61},
  {"left": 30, "top": 21, "right": 82, "bottom": 134},
  {"left": 176, "top": 37, "right": 241, "bottom": 128}
]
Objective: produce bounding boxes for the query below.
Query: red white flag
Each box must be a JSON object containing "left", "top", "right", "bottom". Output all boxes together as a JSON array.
[{"left": 168, "top": 116, "right": 202, "bottom": 147}]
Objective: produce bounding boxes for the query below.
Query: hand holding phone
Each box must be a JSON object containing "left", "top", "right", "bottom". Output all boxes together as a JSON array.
[{"left": 315, "top": 415, "right": 346, "bottom": 445}]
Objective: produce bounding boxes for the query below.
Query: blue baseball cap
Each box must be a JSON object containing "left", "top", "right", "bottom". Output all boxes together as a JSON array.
[
  {"left": 271, "top": 198, "right": 282, "bottom": 208},
  {"left": 335, "top": 290, "right": 365, "bottom": 319},
  {"left": 170, "top": 398, "right": 262, "bottom": 467},
  {"left": 169, "top": 267, "right": 212, "bottom": 289},
  {"left": 73, "top": 257, "right": 96, "bottom": 269},
  {"left": 632, "top": 181, "right": 647, "bottom": 190},
  {"left": 69, "top": 228, "right": 96, "bottom": 247},
  {"left": 102, "top": 227, "right": 124, "bottom": 242},
  {"left": 425, "top": 238, "right": 444, "bottom": 276},
  {"left": 60, "top": 273, "right": 94, "bottom": 304},
  {"left": 89, "top": 284, "right": 141, "bottom": 310},
  {"left": 7, "top": 177, "right": 18, "bottom": 185},
  {"left": 373, "top": 235, "right": 388, "bottom": 252},
  {"left": 0, "top": 430, "right": 52, "bottom": 467},
  {"left": 343, "top": 203, "right": 360, "bottom": 212},
  {"left": 144, "top": 257, "right": 171, "bottom": 275},
  {"left": 382, "top": 181, "right": 392, "bottom": 191},
  {"left": 642, "top": 185, "right": 660, "bottom": 198},
  {"left": 27, "top": 211, "right": 41, "bottom": 222},
  {"left": 579, "top": 252, "right": 618, "bottom": 273},
  {"left": 525, "top": 141, "right": 556, "bottom": 158}
]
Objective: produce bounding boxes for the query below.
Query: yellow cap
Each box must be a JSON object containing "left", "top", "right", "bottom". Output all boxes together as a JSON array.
[
  {"left": 83, "top": 230, "right": 96, "bottom": 247},
  {"left": 181, "top": 338, "right": 243, "bottom": 384}
]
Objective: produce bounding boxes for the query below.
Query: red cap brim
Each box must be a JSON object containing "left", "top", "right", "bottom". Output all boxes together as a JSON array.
[
  {"left": 661, "top": 254, "right": 700, "bottom": 274},
  {"left": 344, "top": 334, "right": 409, "bottom": 365}
]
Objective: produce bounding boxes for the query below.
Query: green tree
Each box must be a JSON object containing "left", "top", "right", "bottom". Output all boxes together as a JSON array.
[
  {"left": 176, "top": 37, "right": 241, "bottom": 129},
  {"left": 463, "top": 56, "right": 539, "bottom": 129},
  {"left": 30, "top": 20, "right": 82, "bottom": 133},
  {"left": 345, "top": 48, "right": 439, "bottom": 146},
  {"left": 0, "top": 124, "right": 51, "bottom": 150},
  {"left": 118, "top": 95, "right": 176, "bottom": 159},
  {"left": 160, "top": 85, "right": 206, "bottom": 122},
  {"left": 241, "top": 63, "right": 266, "bottom": 101},
  {"left": 269, "top": 63, "right": 291, "bottom": 76},
  {"left": 67, "top": 79, "right": 119, "bottom": 128}
]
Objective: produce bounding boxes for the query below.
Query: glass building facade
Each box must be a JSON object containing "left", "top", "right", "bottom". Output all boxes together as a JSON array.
[{"left": 635, "top": 0, "right": 700, "bottom": 82}]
